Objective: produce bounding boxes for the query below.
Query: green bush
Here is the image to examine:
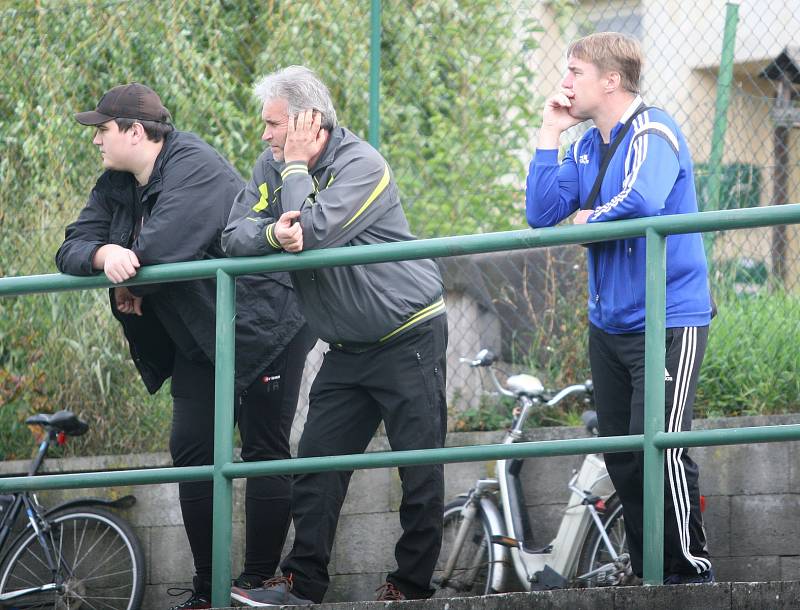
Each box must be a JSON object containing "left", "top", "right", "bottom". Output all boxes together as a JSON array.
[
  {"left": 1, "top": 1, "right": 796, "bottom": 453},
  {"left": 0, "top": 0, "right": 541, "bottom": 457},
  {"left": 451, "top": 286, "right": 800, "bottom": 432},
  {"left": 696, "top": 289, "right": 800, "bottom": 417},
  {"left": 0, "top": 291, "right": 172, "bottom": 460}
]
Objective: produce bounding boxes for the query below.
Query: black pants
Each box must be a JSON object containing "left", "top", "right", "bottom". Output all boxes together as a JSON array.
[
  {"left": 281, "top": 315, "right": 448, "bottom": 603},
  {"left": 169, "top": 325, "right": 315, "bottom": 593},
  {"left": 589, "top": 324, "right": 711, "bottom": 577}
]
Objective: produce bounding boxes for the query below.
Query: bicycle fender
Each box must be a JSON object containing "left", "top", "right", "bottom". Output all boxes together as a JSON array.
[
  {"left": 43, "top": 494, "right": 137, "bottom": 517},
  {"left": 479, "top": 496, "right": 509, "bottom": 592}
]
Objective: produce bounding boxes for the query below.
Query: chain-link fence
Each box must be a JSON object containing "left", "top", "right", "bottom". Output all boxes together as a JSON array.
[{"left": 1, "top": 0, "right": 799, "bottom": 458}]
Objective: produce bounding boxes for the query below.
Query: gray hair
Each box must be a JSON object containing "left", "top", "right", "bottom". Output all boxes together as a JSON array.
[{"left": 253, "top": 65, "right": 338, "bottom": 130}]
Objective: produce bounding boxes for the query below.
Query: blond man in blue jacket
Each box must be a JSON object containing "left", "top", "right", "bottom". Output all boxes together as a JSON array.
[{"left": 526, "top": 32, "right": 713, "bottom": 585}]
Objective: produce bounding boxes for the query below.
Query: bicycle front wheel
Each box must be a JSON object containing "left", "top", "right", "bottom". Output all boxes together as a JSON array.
[
  {"left": 0, "top": 506, "right": 144, "bottom": 609},
  {"left": 433, "top": 498, "right": 498, "bottom": 597},
  {"left": 575, "top": 494, "right": 629, "bottom": 587}
]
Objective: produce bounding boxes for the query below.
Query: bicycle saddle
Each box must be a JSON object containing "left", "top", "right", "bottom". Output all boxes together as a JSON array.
[
  {"left": 506, "top": 374, "right": 544, "bottom": 396},
  {"left": 25, "top": 410, "right": 89, "bottom": 437}
]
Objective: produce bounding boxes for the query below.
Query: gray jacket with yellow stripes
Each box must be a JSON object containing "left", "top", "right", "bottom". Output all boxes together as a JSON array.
[{"left": 222, "top": 126, "right": 445, "bottom": 347}]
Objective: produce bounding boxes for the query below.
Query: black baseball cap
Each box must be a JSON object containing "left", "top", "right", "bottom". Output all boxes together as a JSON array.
[{"left": 74, "top": 83, "right": 172, "bottom": 126}]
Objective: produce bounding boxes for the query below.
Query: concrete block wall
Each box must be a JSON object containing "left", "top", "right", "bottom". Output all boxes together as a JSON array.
[{"left": 2, "top": 414, "right": 799, "bottom": 608}]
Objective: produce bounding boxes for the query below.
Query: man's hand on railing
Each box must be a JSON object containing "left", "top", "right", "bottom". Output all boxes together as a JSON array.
[
  {"left": 92, "top": 244, "right": 141, "bottom": 283},
  {"left": 275, "top": 210, "right": 304, "bottom": 252}
]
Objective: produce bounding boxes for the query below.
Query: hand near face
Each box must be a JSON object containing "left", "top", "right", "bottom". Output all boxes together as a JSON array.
[
  {"left": 283, "top": 110, "right": 326, "bottom": 165},
  {"left": 537, "top": 89, "right": 585, "bottom": 149},
  {"left": 114, "top": 286, "right": 143, "bottom": 316},
  {"left": 542, "top": 89, "right": 584, "bottom": 133},
  {"left": 275, "top": 210, "right": 304, "bottom": 252}
]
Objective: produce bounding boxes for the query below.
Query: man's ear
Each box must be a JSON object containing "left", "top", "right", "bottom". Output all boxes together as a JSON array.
[
  {"left": 604, "top": 71, "right": 621, "bottom": 93},
  {"left": 130, "top": 121, "right": 145, "bottom": 143}
]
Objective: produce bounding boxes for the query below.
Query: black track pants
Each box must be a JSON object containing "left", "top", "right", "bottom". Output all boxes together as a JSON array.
[
  {"left": 589, "top": 323, "right": 711, "bottom": 577},
  {"left": 281, "top": 315, "right": 448, "bottom": 603},
  {"left": 169, "top": 325, "right": 315, "bottom": 592}
]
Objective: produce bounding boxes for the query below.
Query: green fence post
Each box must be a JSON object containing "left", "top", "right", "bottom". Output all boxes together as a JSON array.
[
  {"left": 642, "top": 227, "right": 667, "bottom": 584},
  {"left": 706, "top": 2, "right": 740, "bottom": 214},
  {"left": 368, "top": 0, "right": 381, "bottom": 149},
  {"left": 211, "top": 270, "right": 236, "bottom": 608}
]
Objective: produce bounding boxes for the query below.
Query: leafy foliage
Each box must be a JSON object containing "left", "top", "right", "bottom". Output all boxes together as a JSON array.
[{"left": 0, "top": 0, "right": 541, "bottom": 457}]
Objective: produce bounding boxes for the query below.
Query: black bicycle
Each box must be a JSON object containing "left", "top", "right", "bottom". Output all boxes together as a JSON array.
[{"left": 0, "top": 410, "right": 144, "bottom": 609}]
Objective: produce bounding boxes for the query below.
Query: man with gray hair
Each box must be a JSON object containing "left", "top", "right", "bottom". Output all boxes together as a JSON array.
[{"left": 223, "top": 65, "right": 448, "bottom": 605}]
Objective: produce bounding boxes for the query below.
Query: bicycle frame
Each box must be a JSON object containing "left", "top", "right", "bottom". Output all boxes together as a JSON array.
[
  {"left": 441, "top": 355, "right": 623, "bottom": 593},
  {"left": 499, "top": 451, "right": 615, "bottom": 589},
  {"left": 0, "top": 435, "right": 68, "bottom": 602},
  {"left": 495, "top": 388, "right": 617, "bottom": 589},
  {"left": 0, "top": 425, "right": 139, "bottom": 604}
]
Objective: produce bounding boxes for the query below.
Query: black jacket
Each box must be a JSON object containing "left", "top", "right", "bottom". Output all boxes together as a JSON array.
[{"left": 56, "top": 130, "right": 306, "bottom": 395}]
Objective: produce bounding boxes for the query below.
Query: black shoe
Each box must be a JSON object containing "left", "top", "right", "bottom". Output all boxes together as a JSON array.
[
  {"left": 663, "top": 568, "right": 715, "bottom": 585},
  {"left": 230, "top": 573, "right": 314, "bottom": 607},
  {"left": 233, "top": 572, "right": 267, "bottom": 589},
  {"left": 166, "top": 588, "right": 211, "bottom": 610}
]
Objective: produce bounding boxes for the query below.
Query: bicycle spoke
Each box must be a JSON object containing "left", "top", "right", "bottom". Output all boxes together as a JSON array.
[
  {"left": 78, "top": 537, "right": 132, "bottom": 581},
  {"left": 64, "top": 589, "right": 103, "bottom": 610},
  {"left": 70, "top": 524, "right": 116, "bottom": 573},
  {"left": 1, "top": 511, "right": 142, "bottom": 610},
  {"left": 7, "top": 554, "right": 48, "bottom": 585},
  {"left": 79, "top": 568, "right": 134, "bottom": 584}
]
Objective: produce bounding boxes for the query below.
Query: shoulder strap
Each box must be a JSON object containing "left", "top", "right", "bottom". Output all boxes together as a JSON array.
[{"left": 580, "top": 103, "right": 649, "bottom": 211}]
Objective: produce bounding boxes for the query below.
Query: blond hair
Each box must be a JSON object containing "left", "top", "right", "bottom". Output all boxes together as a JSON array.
[{"left": 567, "top": 32, "right": 642, "bottom": 94}]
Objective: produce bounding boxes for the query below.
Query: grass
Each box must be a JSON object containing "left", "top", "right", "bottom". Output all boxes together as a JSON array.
[
  {"left": 0, "top": 274, "right": 173, "bottom": 460},
  {"left": 696, "top": 287, "right": 800, "bottom": 417}
]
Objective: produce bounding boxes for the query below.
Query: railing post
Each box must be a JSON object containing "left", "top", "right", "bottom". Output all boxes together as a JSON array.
[
  {"left": 368, "top": 0, "right": 381, "bottom": 149},
  {"left": 211, "top": 270, "right": 236, "bottom": 608},
  {"left": 706, "top": 2, "right": 739, "bottom": 214},
  {"left": 642, "top": 227, "right": 666, "bottom": 584}
]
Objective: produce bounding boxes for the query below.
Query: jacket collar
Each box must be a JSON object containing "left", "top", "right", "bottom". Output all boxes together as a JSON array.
[
  {"left": 140, "top": 130, "right": 177, "bottom": 199},
  {"left": 608, "top": 95, "right": 644, "bottom": 139},
  {"left": 312, "top": 126, "right": 345, "bottom": 171}
]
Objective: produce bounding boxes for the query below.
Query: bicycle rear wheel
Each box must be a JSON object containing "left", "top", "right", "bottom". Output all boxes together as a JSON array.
[
  {"left": 0, "top": 506, "right": 144, "bottom": 609},
  {"left": 433, "top": 498, "right": 497, "bottom": 597}
]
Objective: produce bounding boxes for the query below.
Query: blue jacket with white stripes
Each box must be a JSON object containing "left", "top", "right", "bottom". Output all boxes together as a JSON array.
[{"left": 525, "top": 97, "right": 712, "bottom": 334}]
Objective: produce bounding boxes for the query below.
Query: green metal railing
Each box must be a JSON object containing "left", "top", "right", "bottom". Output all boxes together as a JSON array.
[{"left": 2, "top": 204, "right": 800, "bottom": 605}]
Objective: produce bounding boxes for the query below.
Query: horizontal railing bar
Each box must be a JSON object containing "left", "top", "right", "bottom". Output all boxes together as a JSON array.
[
  {"left": 2, "top": 204, "right": 799, "bottom": 298},
  {"left": 221, "top": 435, "right": 646, "bottom": 479},
  {"left": 0, "top": 465, "right": 212, "bottom": 493},
  {"left": 654, "top": 424, "right": 800, "bottom": 448},
  {"left": 3, "top": 424, "right": 800, "bottom": 494},
  {"left": 0, "top": 436, "right": 643, "bottom": 493}
]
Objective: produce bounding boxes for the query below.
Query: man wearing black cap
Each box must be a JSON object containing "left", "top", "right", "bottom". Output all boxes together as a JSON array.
[{"left": 56, "top": 83, "right": 315, "bottom": 610}]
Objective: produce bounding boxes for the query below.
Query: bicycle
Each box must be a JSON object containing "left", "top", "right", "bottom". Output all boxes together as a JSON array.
[
  {"left": 0, "top": 410, "right": 145, "bottom": 609},
  {"left": 434, "top": 348, "right": 631, "bottom": 597}
]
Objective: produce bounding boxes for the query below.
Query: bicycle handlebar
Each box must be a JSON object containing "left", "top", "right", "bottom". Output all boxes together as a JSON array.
[
  {"left": 461, "top": 349, "right": 592, "bottom": 405},
  {"left": 545, "top": 384, "right": 591, "bottom": 407}
]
